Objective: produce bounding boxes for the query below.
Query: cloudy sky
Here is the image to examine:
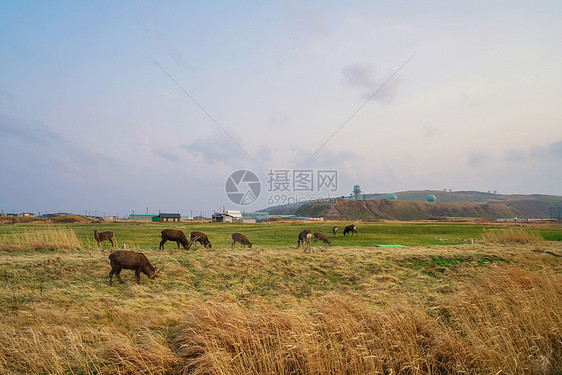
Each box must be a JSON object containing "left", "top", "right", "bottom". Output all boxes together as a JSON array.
[{"left": 1, "top": 1, "right": 561, "bottom": 217}]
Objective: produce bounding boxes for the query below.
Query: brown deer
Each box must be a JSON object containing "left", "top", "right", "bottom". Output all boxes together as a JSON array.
[
  {"left": 313, "top": 232, "right": 332, "bottom": 246},
  {"left": 332, "top": 226, "right": 338, "bottom": 238},
  {"left": 108, "top": 250, "right": 166, "bottom": 285},
  {"left": 93, "top": 229, "right": 115, "bottom": 247},
  {"left": 160, "top": 229, "right": 193, "bottom": 250},
  {"left": 231, "top": 233, "right": 252, "bottom": 249},
  {"left": 343, "top": 224, "right": 357, "bottom": 237},
  {"left": 190, "top": 231, "right": 212, "bottom": 248},
  {"left": 298, "top": 230, "right": 312, "bottom": 252}
]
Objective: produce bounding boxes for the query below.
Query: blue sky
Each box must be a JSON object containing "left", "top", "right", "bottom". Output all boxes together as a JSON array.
[{"left": 1, "top": 1, "right": 561, "bottom": 217}]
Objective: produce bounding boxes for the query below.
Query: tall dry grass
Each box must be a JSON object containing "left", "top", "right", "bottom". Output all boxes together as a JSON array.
[
  {"left": 443, "top": 266, "right": 561, "bottom": 374},
  {"left": 172, "top": 267, "right": 561, "bottom": 374},
  {"left": 0, "top": 322, "right": 177, "bottom": 375},
  {"left": 0, "top": 323, "right": 101, "bottom": 374},
  {"left": 481, "top": 228, "right": 543, "bottom": 243},
  {"left": 173, "top": 298, "right": 472, "bottom": 374},
  {"left": 0, "top": 227, "right": 80, "bottom": 251},
  {"left": 0, "top": 251, "right": 560, "bottom": 374}
]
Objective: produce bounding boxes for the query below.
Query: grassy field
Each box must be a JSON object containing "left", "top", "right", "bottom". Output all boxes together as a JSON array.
[
  {"left": 0, "top": 221, "right": 561, "bottom": 374},
  {"left": 0, "top": 220, "right": 557, "bottom": 249}
]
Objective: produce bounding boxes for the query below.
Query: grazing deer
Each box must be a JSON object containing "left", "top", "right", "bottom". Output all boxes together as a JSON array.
[
  {"left": 231, "top": 233, "right": 252, "bottom": 249},
  {"left": 108, "top": 250, "right": 167, "bottom": 285},
  {"left": 94, "top": 229, "right": 115, "bottom": 248},
  {"left": 190, "top": 231, "right": 212, "bottom": 248},
  {"left": 343, "top": 224, "right": 357, "bottom": 237},
  {"left": 332, "top": 227, "right": 338, "bottom": 238},
  {"left": 298, "top": 230, "right": 312, "bottom": 252},
  {"left": 160, "top": 229, "right": 192, "bottom": 250},
  {"left": 313, "top": 232, "right": 332, "bottom": 246}
]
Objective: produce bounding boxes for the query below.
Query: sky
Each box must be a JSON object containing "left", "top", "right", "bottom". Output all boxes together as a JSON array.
[{"left": 1, "top": 1, "right": 561, "bottom": 217}]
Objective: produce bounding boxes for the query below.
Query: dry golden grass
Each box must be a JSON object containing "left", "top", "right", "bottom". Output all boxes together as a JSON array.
[
  {"left": 173, "top": 298, "right": 466, "bottom": 374},
  {"left": 0, "top": 227, "right": 81, "bottom": 251},
  {"left": 0, "top": 319, "right": 178, "bottom": 374},
  {"left": 481, "top": 228, "right": 543, "bottom": 243},
  {"left": 4, "top": 266, "right": 556, "bottom": 374},
  {"left": 0, "top": 240, "right": 561, "bottom": 374},
  {"left": 173, "top": 266, "right": 561, "bottom": 374},
  {"left": 442, "top": 266, "right": 562, "bottom": 374},
  {"left": 100, "top": 328, "right": 178, "bottom": 375}
]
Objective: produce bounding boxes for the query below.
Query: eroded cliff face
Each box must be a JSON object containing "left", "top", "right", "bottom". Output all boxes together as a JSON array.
[{"left": 296, "top": 199, "right": 522, "bottom": 221}]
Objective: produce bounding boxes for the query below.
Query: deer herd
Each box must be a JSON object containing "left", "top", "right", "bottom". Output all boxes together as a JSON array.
[{"left": 96, "top": 224, "right": 357, "bottom": 285}]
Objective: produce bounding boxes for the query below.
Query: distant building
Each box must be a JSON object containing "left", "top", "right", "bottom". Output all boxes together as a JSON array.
[
  {"left": 213, "top": 210, "right": 257, "bottom": 223},
  {"left": 226, "top": 210, "right": 243, "bottom": 219},
  {"left": 347, "top": 185, "right": 364, "bottom": 199},
  {"left": 129, "top": 213, "right": 158, "bottom": 221},
  {"left": 2, "top": 212, "right": 36, "bottom": 217},
  {"left": 158, "top": 213, "right": 181, "bottom": 222},
  {"left": 212, "top": 213, "right": 233, "bottom": 223}
]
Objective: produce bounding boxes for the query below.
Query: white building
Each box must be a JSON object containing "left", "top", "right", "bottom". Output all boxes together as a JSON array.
[{"left": 226, "top": 210, "right": 243, "bottom": 220}]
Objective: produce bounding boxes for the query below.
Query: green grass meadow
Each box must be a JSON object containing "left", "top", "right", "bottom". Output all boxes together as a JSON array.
[{"left": 1, "top": 220, "right": 553, "bottom": 250}]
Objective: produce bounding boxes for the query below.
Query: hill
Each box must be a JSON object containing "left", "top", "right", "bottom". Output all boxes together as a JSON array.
[
  {"left": 0, "top": 214, "right": 102, "bottom": 224},
  {"left": 270, "top": 190, "right": 562, "bottom": 220},
  {"left": 368, "top": 190, "right": 562, "bottom": 206},
  {"left": 295, "top": 199, "right": 525, "bottom": 221}
]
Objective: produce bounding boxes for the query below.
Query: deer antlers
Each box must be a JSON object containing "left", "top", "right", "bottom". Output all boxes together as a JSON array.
[
  {"left": 155, "top": 262, "right": 171, "bottom": 276},
  {"left": 154, "top": 258, "right": 171, "bottom": 275}
]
